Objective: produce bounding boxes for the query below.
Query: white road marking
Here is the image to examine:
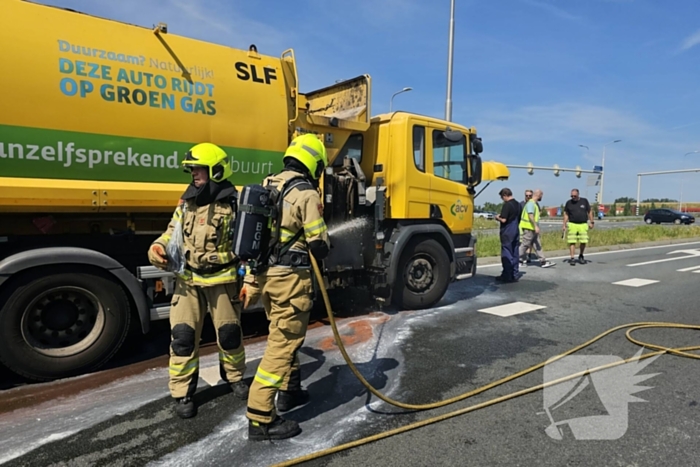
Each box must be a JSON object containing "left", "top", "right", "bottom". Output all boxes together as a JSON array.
[
  {"left": 677, "top": 265, "right": 700, "bottom": 272},
  {"left": 627, "top": 248, "right": 700, "bottom": 267},
  {"left": 478, "top": 301, "right": 546, "bottom": 317},
  {"left": 199, "top": 365, "right": 224, "bottom": 387},
  {"left": 478, "top": 241, "right": 700, "bottom": 269},
  {"left": 612, "top": 278, "right": 659, "bottom": 287},
  {"left": 199, "top": 353, "right": 261, "bottom": 387}
]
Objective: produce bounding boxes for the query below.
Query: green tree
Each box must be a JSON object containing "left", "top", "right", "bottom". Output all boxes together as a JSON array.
[
  {"left": 482, "top": 201, "right": 504, "bottom": 213},
  {"left": 650, "top": 201, "right": 657, "bottom": 210},
  {"left": 540, "top": 207, "right": 548, "bottom": 218},
  {"left": 610, "top": 202, "right": 617, "bottom": 217},
  {"left": 623, "top": 201, "right": 632, "bottom": 216}
]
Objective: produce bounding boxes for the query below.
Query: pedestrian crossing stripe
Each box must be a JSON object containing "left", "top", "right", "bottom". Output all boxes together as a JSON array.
[
  {"left": 478, "top": 301, "right": 546, "bottom": 317},
  {"left": 612, "top": 278, "right": 659, "bottom": 287}
]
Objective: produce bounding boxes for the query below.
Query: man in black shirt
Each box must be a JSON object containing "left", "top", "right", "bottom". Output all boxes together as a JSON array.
[
  {"left": 495, "top": 187, "right": 521, "bottom": 282},
  {"left": 563, "top": 188, "right": 594, "bottom": 265}
]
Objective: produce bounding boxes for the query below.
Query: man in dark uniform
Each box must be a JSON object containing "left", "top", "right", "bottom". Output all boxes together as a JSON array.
[{"left": 495, "top": 187, "right": 521, "bottom": 282}]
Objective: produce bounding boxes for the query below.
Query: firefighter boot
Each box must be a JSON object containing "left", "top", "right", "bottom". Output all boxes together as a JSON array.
[
  {"left": 277, "top": 389, "right": 309, "bottom": 412},
  {"left": 248, "top": 416, "right": 301, "bottom": 441},
  {"left": 174, "top": 397, "right": 196, "bottom": 419},
  {"left": 231, "top": 380, "right": 250, "bottom": 400}
]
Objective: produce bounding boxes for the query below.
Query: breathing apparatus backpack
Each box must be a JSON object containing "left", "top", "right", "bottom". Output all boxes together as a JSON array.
[{"left": 232, "top": 175, "right": 312, "bottom": 274}]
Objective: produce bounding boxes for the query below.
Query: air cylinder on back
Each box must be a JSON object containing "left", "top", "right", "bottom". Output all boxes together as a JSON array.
[{"left": 232, "top": 184, "right": 271, "bottom": 262}]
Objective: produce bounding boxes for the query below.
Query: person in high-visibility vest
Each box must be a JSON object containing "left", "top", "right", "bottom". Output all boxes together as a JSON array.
[
  {"left": 519, "top": 189, "right": 541, "bottom": 264},
  {"left": 518, "top": 189, "right": 554, "bottom": 268}
]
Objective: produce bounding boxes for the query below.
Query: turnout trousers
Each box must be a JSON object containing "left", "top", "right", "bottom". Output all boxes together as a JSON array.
[
  {"left": 246, "top": 267, "right": 314, "bottom": 424},
  {"left": 168, "top": 279, "right": 246, "bottom": 399},
  {"left": 500, "top": 220, "right": 520, "bottom": 280}
]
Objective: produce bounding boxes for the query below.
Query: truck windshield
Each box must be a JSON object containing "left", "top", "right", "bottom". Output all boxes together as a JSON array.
[{"left": 432, "top": 130, "right": 466, "bottom": 184}]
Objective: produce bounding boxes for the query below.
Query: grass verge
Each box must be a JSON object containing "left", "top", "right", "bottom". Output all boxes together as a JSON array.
[
  {"left": 473, "top": 217, "right": 500, "bottom": 230},
  {"left": 476, "top": 225, "right": 700, "bottom": 257}
]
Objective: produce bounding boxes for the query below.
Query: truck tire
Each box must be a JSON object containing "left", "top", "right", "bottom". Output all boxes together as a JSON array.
[
  {"left": 394, "top": 238, "right": 450, "bottom": 310},
  {"left": 0, "top": 271, "right": 131, "bottom": 381}
]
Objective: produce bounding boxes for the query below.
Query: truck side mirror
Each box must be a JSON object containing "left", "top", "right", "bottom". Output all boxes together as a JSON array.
[
  {"left": 468, "top": 156, "right": 482, "bottom": 187},
  {"left": 470, "top": 134, "right": 483, "bottom": 154}
]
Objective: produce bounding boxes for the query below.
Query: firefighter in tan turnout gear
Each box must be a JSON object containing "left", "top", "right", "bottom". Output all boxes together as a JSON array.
[
  {"left": 244, "top": 134, "right": 331, "bottom": 441},
  {"left": 148, "top": 142, "right": 249, "bottom": 419}
]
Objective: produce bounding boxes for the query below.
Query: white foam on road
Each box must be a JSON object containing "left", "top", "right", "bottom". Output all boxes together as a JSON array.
[
  {"left": 478, "top": 301, "right": 546, "bottom": 317},
  {"left": 149, "top": 314, "right": 407, "bottom": 467},
  {"left": 612, "top": 278, "right": 659, "bottom": 287},
  {"left": 0, "top": 343, "right": 268, "bottom": 465}
]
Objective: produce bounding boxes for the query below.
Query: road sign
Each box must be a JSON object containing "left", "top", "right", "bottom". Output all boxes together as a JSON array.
[{"left": 593, "top": 165, "right": 603, "bottom": 173}]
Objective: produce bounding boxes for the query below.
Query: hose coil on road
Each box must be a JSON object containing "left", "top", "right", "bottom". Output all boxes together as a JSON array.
[{"left": 272, "top": 256, "right": 700, "bottom": 466}]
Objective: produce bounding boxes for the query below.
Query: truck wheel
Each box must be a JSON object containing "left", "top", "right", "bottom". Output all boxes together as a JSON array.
[
  {"left": 394, "top": 238, "right": 450, "bottom": 310},
  {"left": 0, "top": 271, "right": 131, "bottom": 381}
]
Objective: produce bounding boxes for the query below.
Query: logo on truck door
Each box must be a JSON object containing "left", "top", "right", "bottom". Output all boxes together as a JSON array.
[{"left": 450, "top": 199, "right": 468, "bottom": 220}]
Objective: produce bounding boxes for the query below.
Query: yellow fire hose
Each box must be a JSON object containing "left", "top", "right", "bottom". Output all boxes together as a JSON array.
[{"left": 271, "top": 256, "right": 700, "bottom": 467}]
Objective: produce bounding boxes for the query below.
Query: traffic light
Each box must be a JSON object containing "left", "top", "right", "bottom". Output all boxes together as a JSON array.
[
  {"left": 553, "top": 164, "right": 560, "bottom": 177},
  {"left": 595, "top": 192, "right": 601, "bottom": 203},
  {"left": 527, "top": 162, "right": 534, "bottom": 175},
  {"left": 575, "top": 165, "right": 582, "bottom": 178}
]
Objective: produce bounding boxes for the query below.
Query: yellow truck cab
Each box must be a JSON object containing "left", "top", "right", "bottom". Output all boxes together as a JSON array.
[
  {"left": 322, "top": 111, "right": 501, "bottom": 309},
  {"left": 0, "top": 0, "right": 509, "bottom": 381}
]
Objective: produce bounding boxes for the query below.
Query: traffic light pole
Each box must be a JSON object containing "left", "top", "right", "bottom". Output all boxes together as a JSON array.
[{"left": 636, "top": 168, "right": 700, "bottom": 215}]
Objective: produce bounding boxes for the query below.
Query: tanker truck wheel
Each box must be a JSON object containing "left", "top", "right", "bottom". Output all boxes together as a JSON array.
[
  {"left": 0, "top": 270, "right": 131, "bottom": 381},
  {"left": 393, "top": 238, "right": 450, "bottom": 310}
]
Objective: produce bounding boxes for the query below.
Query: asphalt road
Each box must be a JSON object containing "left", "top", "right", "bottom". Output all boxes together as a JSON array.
[{"left": 2, "top": 241, "right": 700, "bottom": 466}]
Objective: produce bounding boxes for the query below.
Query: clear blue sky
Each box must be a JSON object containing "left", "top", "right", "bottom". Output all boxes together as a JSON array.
[{"left": 35, "top": 0, "right": 700, "bottom": 206}]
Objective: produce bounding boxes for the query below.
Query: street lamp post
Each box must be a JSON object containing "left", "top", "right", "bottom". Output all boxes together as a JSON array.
[
  {"left": 599, "top": 139, "right": 621, "bottom": 206},
  {"left": 679, "top": 152, "right": 699, "bottom": 211},
  {"left": 389, "top": 87, "right": 412, "bottom": 112},
  {"left": 445, "top": 0, "right": 455, "bottom": 122},
  {"left": 579, "top": 145, "right": 590, "bottom": 197}
]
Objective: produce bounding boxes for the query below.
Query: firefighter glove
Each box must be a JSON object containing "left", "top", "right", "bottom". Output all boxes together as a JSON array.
[
  {"left": 239, "top": 282, "right": 261, "bottom": 309},
  {"left": 148, "top": 243, "right": 168, "bottom": 269}
]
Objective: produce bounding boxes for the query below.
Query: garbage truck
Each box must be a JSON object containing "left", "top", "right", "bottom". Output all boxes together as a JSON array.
[{"left": 0, "top": 0, "right": 510, "bottom": 381}]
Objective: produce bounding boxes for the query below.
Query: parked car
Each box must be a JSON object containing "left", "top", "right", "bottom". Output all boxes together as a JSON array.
[
  {"left": 644, "top": 209, "right": 696, "bottom": 225},
  {"left": 474, "top": 210, "right": 495, "bottom": 220}
]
